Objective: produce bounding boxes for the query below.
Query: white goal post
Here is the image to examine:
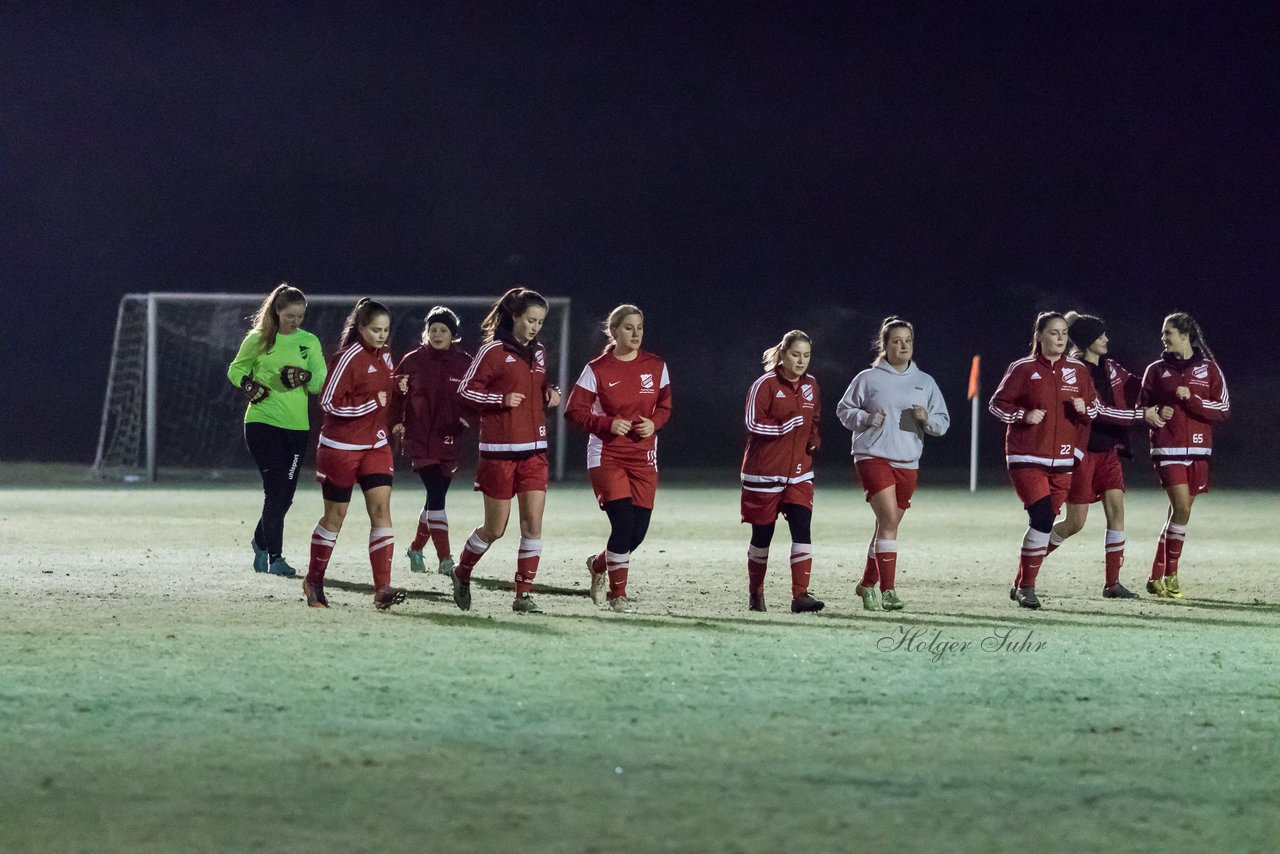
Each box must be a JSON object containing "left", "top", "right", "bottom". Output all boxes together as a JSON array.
[{"left": 93, "top": 292, "right": 572, "bottom": 482}]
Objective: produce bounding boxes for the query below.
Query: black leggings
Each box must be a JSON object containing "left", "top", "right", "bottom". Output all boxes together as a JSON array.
[
  {"left": 603, "top": 498, "right": 653, "bottom": 554},
  {"left": 749, "top": 504, "right": 812, "bottom": 549},
  {"left": 417, "top": 465, "right": 453, "bottom": 511},
  {"left": 244, "top": 423, "right": 310, "bottom": 559}
]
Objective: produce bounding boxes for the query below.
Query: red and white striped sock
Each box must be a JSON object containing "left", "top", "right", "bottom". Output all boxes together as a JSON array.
[
  {"left": 427, "top": 510, "right": 450, "bottom": 559},
  {"left": 307, "top": 525, "right": 338, "bottom": 585},
  {"left": 1017, "top": 528, "right": 1051, "bottom": 588},
  {"left": 875, "top": 538, "right": 898, "bottom": 591},
  {"left": 747, "top": 545, "right": 768, "bottom": 595},
  {"left": 410, "top": 510, "right": 431, "bottom": 551},
  {"left": 1164, "top": 523, "right": 1187, "bottom": 575},
  {"left": 369, "top": 526, "right": 394, "bottom": 590},
  {"left": 515, "top": 537, "right": 541, "bottom": 596},
  {"left": 859, "top": 538, "right": 878, "bottom": 588},
  {"left": 789, "top": 543, "right": 813, "bottom": 598},
  {"left": 606, "top": 549, "right": 630, "bottom": 599},
  {"left": 1104, "top": 529, "right": 1125, "bottom": 587},
  {"left": 1150, "top": 525, "right": 1168, "bottom": 580},
  {"left": 455, "top": 529, "right": 490, "bottom": 583},
  {"left": 590, "top": 550, "right": 607, "bottom": 575}
]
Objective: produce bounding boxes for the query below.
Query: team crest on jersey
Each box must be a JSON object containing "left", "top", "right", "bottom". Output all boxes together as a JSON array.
[
  {"left": 640, "top": 373, "right": 654, "bottom": 389},
  {"left": 800, "top": 384, "right": 814, "bottom": 402},
  {"left": 299, "top": 345, "right": 310, "bottom": 359},
  {"left": 382, "top": 353, "right": 393, "bottom": 369},
  {"left": 1062, "top": 367, "right": 1076, "bottom": 384},
  {"left": 535, "top": 350, "right": 546, "bottom": 369},
  {"left": 1108, "top": 365, "right": 1117, "bottom": 380},
  {"left": 1193, "top": 365, "right": 1208, "bottom": 380}
]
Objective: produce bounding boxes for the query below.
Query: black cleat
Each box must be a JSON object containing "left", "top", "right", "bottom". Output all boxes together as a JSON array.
[
  {"left": 1014, "top": 586, "right": 1041, "bottom": 609},
  {"left": 1103, "top": 582, "right": 1140, "bottom": 599},
  {"left": 790, "top": 593, "right": 825, "bottom": 613},
  {"left": 1009, "top": 586, "right": 1018, "bottom": 602},
  {"left": 748, "top": 591, "right": 767, "bottom": 612},
  {"left": 450, "top": 568, "right": 471, "bottom": 611}
]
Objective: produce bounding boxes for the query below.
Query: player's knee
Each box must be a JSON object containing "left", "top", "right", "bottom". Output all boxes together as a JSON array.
[
  {"left": 749, "top": 523, "right": 775, "bottom": 549},
  {"left": 1027, "top": 497, "right": 1055, "bottom": 533}
]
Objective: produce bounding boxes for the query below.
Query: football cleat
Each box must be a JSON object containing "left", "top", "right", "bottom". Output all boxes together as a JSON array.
[
  {"left": 406, "top": 548, "right": 427, "bottom": 574},
  {"left": 1164, "top": 574, "right": 1183, "bottom": 598},
  {"left": 267, "top": 557, "right": 298, "bottom": 578},
  {"left": 1146, "top": 578, "right": 1170, "bottom": 598},
  {"left": 449, "top": 567, "right": 471, "bottom": 611},
  {"left": 607, "top": 595, "right": 633, "bottom": 613},
  {"left": 748, "top": 591, "right": 767, "bottom": 612},
  {"left": 374, "top": 586, "right": 408, "bottom": 610},
  {"left": 1014, "top": 587, "right": 1041, "bottom": 609},
  {"left": 437, "top": 555, "right": 456, "bottom": 577},
  {"left": 586, "top": 554, "right": 608, "bottom": 605},
  {"left": 1103, "top": 582, "right": 1140, "bottom": 599},
  {"left": 856, "top": 584, "right": 882, "bottom": 611},
  {"left": 303, "top": 579, "right": 329, "bottom": 609},
  {"left": 252, "top": 541, "right": 269, "bottom": 574},
  {"left": 790, "top": 593, "right": 825, "bottom": 613},
  {"left": 880, "top": 589, "right": 905, "bottom": 611},
  {"left": 512, "top": 594, "right": 543, "bottom": 614}
]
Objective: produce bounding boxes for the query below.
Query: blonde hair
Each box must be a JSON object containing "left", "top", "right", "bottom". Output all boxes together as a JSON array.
[
  {"left": 249, "top": 283, "right": 306, "bottom": 354},
  {"left": 602, "top": 304, "right": 643, "bottom": 352},
  {"left": 762, "top": 330, "right": 811, "bottom": 371}
]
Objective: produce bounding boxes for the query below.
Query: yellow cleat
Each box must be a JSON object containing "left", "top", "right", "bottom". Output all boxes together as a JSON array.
[
  {"left": 1146, "top": 578, "right": 1170, "bottom": 598},
  {"left": 1164, "top": 574, "right": 1183, "bottom": 598}
]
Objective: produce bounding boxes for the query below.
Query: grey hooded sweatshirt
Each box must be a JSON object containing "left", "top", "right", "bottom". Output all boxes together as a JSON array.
[{"left": 836, "top": 361, "right": 950, "bottom": 468}]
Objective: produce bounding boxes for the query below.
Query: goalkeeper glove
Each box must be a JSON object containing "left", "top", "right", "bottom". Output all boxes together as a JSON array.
[
  {"left": 280, "top": 365, "right": 313, "bottom": 389},
  {"left": 241, "top": 376, "right": 270, "bottom": 404}
]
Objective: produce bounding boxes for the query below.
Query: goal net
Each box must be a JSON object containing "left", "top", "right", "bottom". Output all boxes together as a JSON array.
[{"left": 93, "top": 292, "right": 572, "bottom": 482}]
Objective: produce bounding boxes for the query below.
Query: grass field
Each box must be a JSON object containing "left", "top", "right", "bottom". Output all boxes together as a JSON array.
[{"left": 1, "top": 482, "right": 1277, "bottom": 852}]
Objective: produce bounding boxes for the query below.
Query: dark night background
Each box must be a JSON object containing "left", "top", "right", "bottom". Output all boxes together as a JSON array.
[{"left": 2, "top": 2, "right": 1276, "bottom": 479}]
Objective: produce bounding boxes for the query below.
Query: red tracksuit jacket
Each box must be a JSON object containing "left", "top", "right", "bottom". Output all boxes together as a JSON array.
[
  {"left": 457, "top": 332, "right": 551, "bottom": 460},
  {"left": 740, "top": 369, "right": 821, "bottom": 489},
  {"left": 393, "top": 344, "right": 475, "bottom": 468},
  {"left": 988, "top": 354, "right": 1098, "bottom": 469},
  {"left": 1138, "top": 350, "right": 1229, "bottom": 462},
  {"left": 318, "top": 340, "right": 395, "bottom": 450}
]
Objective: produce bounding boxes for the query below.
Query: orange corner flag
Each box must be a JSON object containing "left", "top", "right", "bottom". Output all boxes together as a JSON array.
[{"left": 967, "top": 355, "right": 980, "bottom": 400}]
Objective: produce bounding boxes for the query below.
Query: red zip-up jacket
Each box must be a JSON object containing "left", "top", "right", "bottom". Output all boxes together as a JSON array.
[
  {"left": 564, "top": 349, "right": 672, "bottom": 469},
  {"left": 457, "top": 332, "right": 551, "bottom": 460},
  {"left": 740, "top": 369, "right": 821, "bottom": 491},
  {"left": 988, "top": 354, "right": 1097, "bottom": 469},
  {"left": 1138, "top": 350, "right": 1229, "bottom": 462},
  {"left": 318, "top": 340, "right": 395, "bottom": 450},
  {"left": 393, "top": 344, "right": 474, "bottom": 468},
  {"left": 1077, "top": 356, "right": 1143, "bottom": 455}
]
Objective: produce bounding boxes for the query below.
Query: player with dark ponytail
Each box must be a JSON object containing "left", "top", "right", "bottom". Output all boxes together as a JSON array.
[
  {"left": 1137, "top": 312, "right": 1229, "bottom": 599},
  {"left": 226, "top": 283, "right": 327, "bottom": 578},
  {"left": 303, "top": 298, "right": 407, "bottom": 611},
  {"left": 989, "top": 312, "right": 1098, "bottom": 609}
]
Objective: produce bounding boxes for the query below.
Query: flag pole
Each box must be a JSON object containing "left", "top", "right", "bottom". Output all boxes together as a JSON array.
[{"left": 968, "top": 355, "right": 980, "bottom": 493}]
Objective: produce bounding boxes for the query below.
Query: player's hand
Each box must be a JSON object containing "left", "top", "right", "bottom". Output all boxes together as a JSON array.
[
  {"left": 1175, "top": 385, "right": 1191, "bottom": 400},
  {"left": 1143, "top": 406, "right": 1166, "bottom": 428},
  {"left": 391, "top": 422, "right": 405, "bottom": 438},
  {"left": 241, "top": 376, "right": 270, "bottom": 404},
  {"left": 377, "top": 391, "right": 388, "bottom": 407},
  {"left": 504, "top": 392, "right": 526, "bottom": 408},
  {"left": 633, "top": 416, "right": 655, "bottom": 438},
  {"left": 545, "top": 385, "right": 562, "bottom": 408},
  {"left": 1024, "top": 409, "right": 1046, "bottom": 425},
  {"left": 1160, "top": 405, "right": 1175, "bottom": 421},
  {"left": 397, "top": 375, "right": 410, "bottom": 394},
  {"left": 280, "top": 365, "right": 312, "bottom": 389},
  {"left": 1072, "top": 397, "right": 1087, "bottom": 415},
  {"left": 867, "top": 410, "right": 886, "bottom": 428},
  {"left": 912, "top": 404, "right": 928, "bottom": 424},
  {"left": 610, "top": 418, "right": 633, "bottom": 436}
]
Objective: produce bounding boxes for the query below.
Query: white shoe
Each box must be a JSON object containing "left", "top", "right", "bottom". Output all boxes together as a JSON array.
[{"left": 586, "top": 554, "right": 607, "bottom": 605}]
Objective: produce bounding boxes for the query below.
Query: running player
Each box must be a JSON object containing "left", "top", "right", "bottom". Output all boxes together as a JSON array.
[
  {"left": 740, "top": 330, "right": 825, "bottom": 614},
  {"left": 226, "top": 283, "right": 327, "bottom": 578},
  {"left": 450, "top": 288, "right": 562, "bottom": 614},
  {"left": 392, "top": 306, "right": 473, "bottom": 578},
  {"left": 988, "top": 311, "right": 1097, "bottom": 609},
  {"left": 564, "top": 304, "right": 672, "bottom": 612},
  {"left": 1041, "top": 312, "right": 1143, "bottom": 598},
  {"left": 303, "top": 298, "right": 407, "bottom": 611},
  {"left": 1138, "top": 312, "right": 1229, "bottom": 599},
  {"left": 836, "top": 316, "right": 949, "bottom": 611}
]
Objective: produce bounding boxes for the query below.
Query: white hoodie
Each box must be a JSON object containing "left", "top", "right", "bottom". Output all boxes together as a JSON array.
[{"left": 836, "top": 360, "right": 950, "bottom": 469}]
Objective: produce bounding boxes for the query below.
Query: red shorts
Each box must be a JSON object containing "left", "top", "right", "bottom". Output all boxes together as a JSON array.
[
  {"left": 315, "top": 443, "right": 394, "bottom": 489},
  {"left": 589, "top": 461, "right": 658, "bottom": 509},
  {"left": 1008, "top": 466, "right": 1072, "bottom": 513},
  {"left": 1067, "top": 448, "right": 1125, "bottom": 505},
  {"left": 1156, "top": 459, "right": 1210, "bottom": 496},
  {"left": 474, "top": 454, "right": 549, "bottom": 500},
  {"left": 741, "top": 480, "right": 814, "bottom": 526},
  {"left": 855, "top": 458, "right": 919, "bottom": 510}
]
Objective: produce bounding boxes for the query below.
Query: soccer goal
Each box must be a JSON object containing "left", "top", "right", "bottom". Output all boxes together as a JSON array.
[{"left": 93, "top": 292, "right": 573, "bottom": 482}]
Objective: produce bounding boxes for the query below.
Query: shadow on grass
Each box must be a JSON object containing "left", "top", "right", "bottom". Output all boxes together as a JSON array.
[
  {"left": 383, "top": 610, "right": 562, "bottom": 633},
  {"left": 472, "top": 577, "right": 590, "bottom": 598},
  {"left": 324, "top": 578, "right": 452, "bottom": 603}
]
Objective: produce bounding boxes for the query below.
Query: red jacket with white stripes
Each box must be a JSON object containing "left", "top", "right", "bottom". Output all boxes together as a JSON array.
[
  {"left": 740, "top": 369, "right": 821, "bottom": 489},
  {"left": 988, "top": 354, "right": 1097, "bottom": 469},
  {"left": 1138, "top": 350, "right": 1229, "bottom": 461},
  {"left": 392, "top": 344, "right": 474, "bottom": 467},
  {"left": 1078, "top": 356, "right": 1143, "bottom": 455},
  {"left": 457, "top": 332, "right": 551, "bottom": 460},
  {"left": 564, "top": 349, "right": 672, "bottom": 469},
  {"left": 318, "top": 340, "right": 395, "bottom": 450}
]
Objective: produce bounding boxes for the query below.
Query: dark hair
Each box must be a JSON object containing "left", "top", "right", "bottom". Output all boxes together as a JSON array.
[
  {"left": 422, "top": 306, "right": 461, "bottom": 345},
  {"left": 1164, "top": 311, "right": 1215, "bottom": 361},
  {"left": 250, "top": 283, "right": 306, "bottom": 354},
  {"left": 480, "top": 287, "right": 549, "bottom": 342},
  {"left": 602, "top": 304, "right": 643, "bottom": 353},
  {"left": 872, "top": 316, "right": 913, "bottom": 365},
  {"left": 338, "top": 298, "right": 391, "bottom": 351},
  {"left": 1030, "top": 311, "right": 1066, "bottom": 357},
  {"left": 762, "top": 330, "right": 812, "bottom": 371}
]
